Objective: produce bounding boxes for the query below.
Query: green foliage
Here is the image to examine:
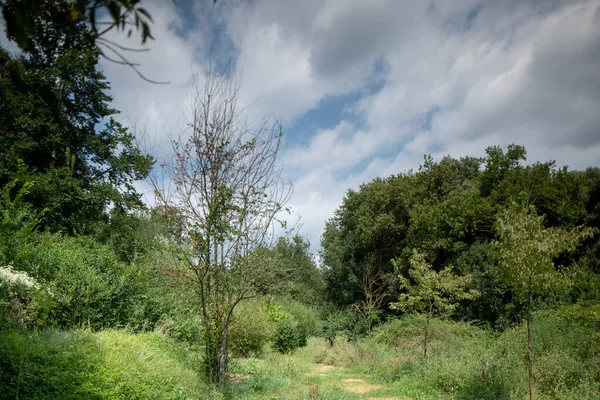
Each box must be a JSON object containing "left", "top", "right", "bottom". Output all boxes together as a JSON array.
[
  {"left": 391, "top": 249, "right": 478, "bottom": 357},
  {"left": 391, "top": 250, "right": 479, "bottom": 316},
  {"left": 0, "top": 32, "right": 153, "bottom": 234},
  {"left": 260, "top": 297, "right": 309, "bottom": 353},
  {"left": 229, "top": 299, "right": 275, "bottom": 357},
  {"left": 0, "top": 264, "right": 53, "bottom": 330},
  {"left": 322, "top": 144, "right": 600, "bottom": 328},
  {"left": 495, "top": 209, "right": 596, "bottom": 300},
  {"left": 0, "top": 181, "right": 40, "bottom": 265},
  {"left": 255, "top": 236, "right": 326, "bottom": 306},
  {"left": 12, "top": 234, "right": 158, "bottom": 329},
  {"left": 273, "top": 314, "right": 307, "bottom": 354},
  {"left": 495, "top": 209, "right": 597, "bottom": 399},
  {"left": 302, "top": 307, "right": 600, "bottom": 400},
  {"left": 276, "top": 297, "right": 323, "bottom": 337},
  {"left": 321, "top": 310, "right": 362, "bottom": 345},
  {"left": 0, "top": 329, "right": 216, "bottom": 400}
]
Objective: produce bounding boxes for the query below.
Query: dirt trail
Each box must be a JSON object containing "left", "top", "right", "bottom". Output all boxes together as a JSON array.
[{"left": 310, "top": 363, "right": 412, "bottom": 400}]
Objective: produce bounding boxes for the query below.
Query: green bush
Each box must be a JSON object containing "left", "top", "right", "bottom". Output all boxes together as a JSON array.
[
  {"left": 229, "top": 299, "right": 275, "bottom": 357},
  {"left": 261, "top": 297, "right": 310, "bottom": 353},
  {"left": 278, "top": 298, "right": 322, "bottom": 336},
  {"left": 155, "top": 307, "right": 204, "bottom": 344},
  {"left": 13, "top": 234, "right": 156, "bottom": 329},
  {"left": 0, "top": 264, "right": 53, "bottom": 330},
  {"left": 0, "top": 182, "right": 39, "bottom": 266},
  {"left": 273, "top": 314, "right": 307, "bottom": 353},
  {"left": 321, "top": 310, "right": 357, "bottom": 345}
]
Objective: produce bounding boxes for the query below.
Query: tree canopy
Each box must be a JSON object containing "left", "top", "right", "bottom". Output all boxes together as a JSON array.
[
  {"left": 322, "top": 145, "right": 600, "bottom": 327},
  {"left": 0, "top": 24, "right": 153, "bottom": 233}
]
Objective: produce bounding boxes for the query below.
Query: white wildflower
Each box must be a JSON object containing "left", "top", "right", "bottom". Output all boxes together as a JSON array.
[{"left": 0, "top": 264, "right": 41, "bottom": 291}]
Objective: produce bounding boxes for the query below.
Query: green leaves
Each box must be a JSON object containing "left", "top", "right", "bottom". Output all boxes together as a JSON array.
[
  {"left": 494, "top": 209, "right": 596, "bottom": 299},
  {"left": 0, "top": 42, "right": 153, "bottom": 233},
  {"left": 390, "top": 250, "right": 479, "bottom": 316}
]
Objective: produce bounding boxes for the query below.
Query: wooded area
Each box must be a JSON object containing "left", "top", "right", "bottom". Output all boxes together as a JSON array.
[{"left": 1, "top": 1, "right": 600, "bottom": 399}]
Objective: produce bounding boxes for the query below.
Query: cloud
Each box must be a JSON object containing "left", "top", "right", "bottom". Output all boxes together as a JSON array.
[
  {"left": 274, "top": 0, "right": 600, "bottom": 250},
  {"left": 104, "top": 0, "right": 600, "bottom": 252},
  {"left": 3, "top": 0, "right": 599, "bottom": 254}
]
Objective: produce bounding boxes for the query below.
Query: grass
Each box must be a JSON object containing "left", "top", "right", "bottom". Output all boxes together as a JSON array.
[
  {"left": 0, "top": 329, "right": 219, "bottom": 400},
  {"left": 1, "top": 305, "right": 598, "bottom": 399},
  {"left": 224, "top": 308, "right": 600, "bottom": 400}
]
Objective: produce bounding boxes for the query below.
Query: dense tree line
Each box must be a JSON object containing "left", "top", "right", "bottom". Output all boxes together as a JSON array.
[{"left": 322, "top": 145, "right": 600, "bottom": 327}]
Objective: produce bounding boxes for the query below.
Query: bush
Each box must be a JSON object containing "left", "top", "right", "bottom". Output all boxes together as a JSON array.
[
  {"left": 13, "top": 234, "right": 156, "bottom": 330},
  {"left": 229, "top": 300, "right": 275, "bottom": 357},
  {"left": 277, "top": 297, "right": 323, "bottom": 337},
  {"left": 273, "top": 314, "right": 307, "bottom": 353},
  {"left": 321, "top": 310, "right": 359, "bottom": 345},
  {"left": 261, "top": 297, "right": 308, "bottom": 353},
  {"left": 0, "top": 264, "right": 53, "bottom": 330},
  {"left": 155, "top": 307, "right": 204, "bottom": 344}
]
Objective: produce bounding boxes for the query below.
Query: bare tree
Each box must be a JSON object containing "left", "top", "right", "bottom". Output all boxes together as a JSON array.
[
  {"left": 349, "top": 254, "right": 387, "bottom": 333},
  {"left": 151, "top": 69, "right": 292, "bottom": 387}
]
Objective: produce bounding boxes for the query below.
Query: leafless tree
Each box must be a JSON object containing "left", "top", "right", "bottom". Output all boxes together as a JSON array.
[
  {"left": 349, "top": 254, "right": 387, "bottom": 332},
  {"left": 151, "top": 68, "right": 292, "bottom": 387}
]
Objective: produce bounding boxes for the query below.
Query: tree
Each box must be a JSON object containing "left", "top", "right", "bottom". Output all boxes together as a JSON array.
[
  {"left": 321, "top": 174, "right": 414, "bottom": 308},
  {"left": 152, "top": 71, "right": 291, "bottom": 387},
  {"left": 494, "top": 209, "right": 596, "bottom": 400},
  {"left": 1, "top": 0, "right": 217, "bottom": 83},
  {"left": 348, "top": 254, "right": 387, "bottom": 333},
  {"left": 254, "top": 236, "right": 325, "bottom": 306},
  {"left": 0, "top": 43, "right": 153, "bottom": 233},
  {"left": 390, "top": 250, "right": 478, "bottom": 359}
]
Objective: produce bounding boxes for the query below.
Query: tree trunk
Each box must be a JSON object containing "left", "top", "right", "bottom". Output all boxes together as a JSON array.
[
  {"left": 218, "top": 322, "right": 229, "bottom": 389},
  {"left": 218, "top": 294, "right": 244, "bottom": 388},
  {"left": 424, "top": 306, "right": 432, "bottom": 359},
  {"left": 527, "top": 288, "right": 534, "bottom": 400}
]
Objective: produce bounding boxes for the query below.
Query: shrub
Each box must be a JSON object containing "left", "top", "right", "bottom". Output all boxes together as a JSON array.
[
  {"left": 277, "top": 297, "right": 323, "bottom": 337},
  {"left": 13, "top": 234, "right": 154, "bottom": 329},
  {"left": 321, "top": 310, "right": 357, "bottom": 345},
  {"left": 273, "top": 314, "right": 307, "bottom": 353},
  {"left": 229, "top": 299, "right": 275, "bottom": 357},
  {"left": 0, "top": 264, "right": 53, "bottom": 330},
  {"left": 155, "top": 307, "right": 204, "bottom": 344}
]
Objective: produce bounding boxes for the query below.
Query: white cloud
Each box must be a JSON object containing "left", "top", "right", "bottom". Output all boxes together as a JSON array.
[
  {"left": 5, "top": 0, "right": 598, "bottom": 254},
  {"left": 273, "top": 0, "right": 600, "bottom": 250}
]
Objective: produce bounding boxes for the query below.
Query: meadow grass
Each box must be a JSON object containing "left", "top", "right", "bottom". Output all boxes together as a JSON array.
[
  {"left": 1, "top": 305, "right": 598, "bottom": 399},
  {"left": 0, "top": 329, "right": 219, "bottom": 400}
]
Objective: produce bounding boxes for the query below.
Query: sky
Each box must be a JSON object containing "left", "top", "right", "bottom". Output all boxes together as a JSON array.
[{"left": 3, "top": 0, "right": 600, "bottom": 252}]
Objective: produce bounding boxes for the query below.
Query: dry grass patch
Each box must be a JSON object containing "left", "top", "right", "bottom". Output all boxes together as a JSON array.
[
  {"left": 313, "top": 364, "right": 338, "bottom": 373},
  {"left": 342, "top": 378, "right": 384, "bottom": 394}
]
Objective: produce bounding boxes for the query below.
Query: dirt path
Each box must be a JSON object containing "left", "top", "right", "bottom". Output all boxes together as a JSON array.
[{"left": 308, "top": 363, "right": 413, "bottom": 400}]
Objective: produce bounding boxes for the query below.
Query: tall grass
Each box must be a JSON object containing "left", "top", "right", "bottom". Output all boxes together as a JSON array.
[
  {"left": 298, "top": 309, "right": 600, "bottom": 400},
  {"left": 1, "top": 304, "right": 597, "bottom": 400},
  {"left": 0, "top": 329, "right": 219, "bottom": 400}
]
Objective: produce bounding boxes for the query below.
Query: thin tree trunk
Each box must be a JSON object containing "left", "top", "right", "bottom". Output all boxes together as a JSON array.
[
  {"left": 424, "top": 305, "right": 432, "bottom": 359},
  {"left": 218, "top": 321, "right": 229, "bottom": 389},
  {"left": 527, "top": 288, "right": 534, "bottom": 400},
  {"left": 218, "top": 293, "right": 245, "bottom": 388}
]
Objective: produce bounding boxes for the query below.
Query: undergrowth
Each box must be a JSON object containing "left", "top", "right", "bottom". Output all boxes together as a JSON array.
[{"left": 0, "top": 329, "right": 219, "bottom": 400}]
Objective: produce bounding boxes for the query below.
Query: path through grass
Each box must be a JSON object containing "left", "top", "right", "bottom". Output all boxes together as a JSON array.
[{"left": 226, "top": 340, "right": 425, "bottom": 400}]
